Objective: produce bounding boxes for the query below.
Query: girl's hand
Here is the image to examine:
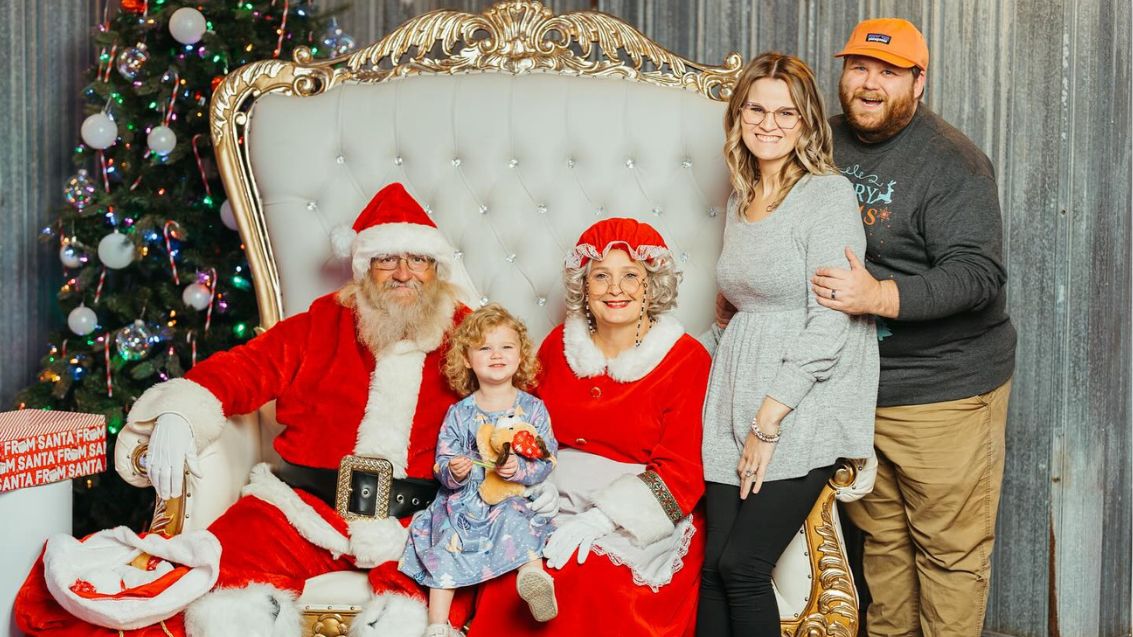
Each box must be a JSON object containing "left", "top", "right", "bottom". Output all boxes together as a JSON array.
[
  {"left": 737, "top": 429, "right": 778, "bottom": 499},
  {"left": 449, "top": 456, "right": 473, "bottom": 482},
  {"left": 496, "top": 454, "right": 519, "bottom": 479}
]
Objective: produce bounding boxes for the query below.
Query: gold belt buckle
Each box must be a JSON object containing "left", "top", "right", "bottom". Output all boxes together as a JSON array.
[{"left": 335, "top": 455, "right": 394, "bottom": 521}]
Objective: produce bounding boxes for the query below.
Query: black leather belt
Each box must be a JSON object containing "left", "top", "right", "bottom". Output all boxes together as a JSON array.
[{"left": 274, "top": 457, "right": 438, "bottom": 520}]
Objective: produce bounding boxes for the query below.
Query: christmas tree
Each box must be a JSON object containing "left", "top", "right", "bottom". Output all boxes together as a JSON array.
[{"left": 14, "top": 0, "right": 346, "bottom": 535}]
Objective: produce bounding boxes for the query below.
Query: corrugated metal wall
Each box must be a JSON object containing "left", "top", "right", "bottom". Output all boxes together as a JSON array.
[{"left": 3, "top": 2, "right": 1129, "bottom": 635}]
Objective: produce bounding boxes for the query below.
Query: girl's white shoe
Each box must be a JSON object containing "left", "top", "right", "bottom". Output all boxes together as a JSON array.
[{"left": 516, "top": 568, "right": 558, "bottom": 622}]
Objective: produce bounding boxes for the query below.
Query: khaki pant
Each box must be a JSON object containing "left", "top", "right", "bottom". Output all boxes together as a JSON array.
[{"left": 845, "top": 379, "right": 1012, "bottom": 637}]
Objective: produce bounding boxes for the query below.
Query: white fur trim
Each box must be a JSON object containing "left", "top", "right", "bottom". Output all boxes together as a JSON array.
[
  {"left": 562, "top": 314, "right": 685, "bottom": 382},
  {"left": 593, "top": 473, "right": 676, "bottom": 547},
  {"left": 126, "top": 378, "right": 226, "bottom": 450},
  {"left": 331, "top": 224, "right": 358, "bottom": 259},
  {"left": 351, "top": 222, "right": 455, "bottom": 282},
  {"left": 347, "top": 517, "right": 410, "bottom": 568},
  {"left": 185, "top": 583, "right": 300, "bottom": 637},
  {"left": 348, "top": 593, "right": 428, "bottom": 637},
  {"left": 43, "top": 527, "right": 221, "bottom": 630},
  {"left": 242, "top": 464, "right": 351, "bottom": 558},
  {"left": 354, "top": 345, "right": 428, "bottom": 477}
]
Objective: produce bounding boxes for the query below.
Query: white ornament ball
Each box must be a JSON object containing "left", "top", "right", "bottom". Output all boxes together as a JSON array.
[
  {"left": 181, "top": 282, "right": 212, "bottom": 310},
  {"left": 97, "top": 231, "right": 135, "bottom": 269},
  {"left": 68, "top": 305, "right": 98, "bottom": 336},
  {"left": 219, "top": 199, "right": 238, "bottom": 230},
  {"left": 168, "top": 7, "right": 207, "bottom": 44},
  {"left": 147, "top": 125, "right": 177, "bottom": 156},
  {"left": 80, "top": 112, "right": 118, "bottom": 149},
  {"left": 60, "top": 244, "right": 84, "bottom": 268}
]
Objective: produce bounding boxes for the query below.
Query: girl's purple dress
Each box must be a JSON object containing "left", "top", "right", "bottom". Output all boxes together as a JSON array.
[{"left": 398, "top": 390, "right": 557, "bottom": 588}]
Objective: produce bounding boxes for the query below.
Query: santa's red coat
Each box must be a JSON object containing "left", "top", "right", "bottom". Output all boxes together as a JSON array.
[{"left": 15, "top": 292, "right": 474, "bottom": 636}]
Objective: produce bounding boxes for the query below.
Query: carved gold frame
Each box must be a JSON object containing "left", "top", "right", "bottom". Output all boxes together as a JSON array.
[{"left": 206, "top": 2, "right": 858, "bottom": 636}]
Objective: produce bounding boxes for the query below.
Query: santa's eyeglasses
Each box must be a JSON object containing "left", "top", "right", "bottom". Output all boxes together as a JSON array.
[{"left": 371, "top": 253, "right": 436, "bottom": 272}]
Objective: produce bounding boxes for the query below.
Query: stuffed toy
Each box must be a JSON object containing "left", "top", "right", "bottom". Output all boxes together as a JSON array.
[{"left": 475, "top": 410, "right": 553, "bottom": 505}]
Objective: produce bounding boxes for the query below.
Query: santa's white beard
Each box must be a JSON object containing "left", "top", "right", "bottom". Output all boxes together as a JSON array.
[{"left": 339, "top": 276, "right": 458, "bottom": 354}]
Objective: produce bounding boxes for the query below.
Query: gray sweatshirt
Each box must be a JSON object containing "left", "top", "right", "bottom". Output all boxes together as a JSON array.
[{"left": 831, "top": 106, "right": 1016, "bottom": 406}]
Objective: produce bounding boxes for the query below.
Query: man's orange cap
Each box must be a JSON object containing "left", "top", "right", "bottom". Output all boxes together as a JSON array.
[{"left": 835, "top": 18, "right": 929, "bottom": 72}]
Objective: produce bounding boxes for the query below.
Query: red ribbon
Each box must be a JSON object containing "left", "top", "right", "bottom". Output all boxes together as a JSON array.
[
  {"left": 191, "top": 134, "right": 212, "bottom": 197},
  {"left": 186, "top": 330, "right": 197, "bottom": 368},
  {"left": 163, "top": 221, "right": 181, "bottom": 285},
  {"left": 272, "top": 0, "right": 290, "bottom": 59},
  {"left": 97, "top": 151, "right": 111, "bottom": 192},
  {"left": 102, "top": 44, "right": 118, "bottom": 83},
  {"left": 164, "top": 70, "right": 180, "bottom": 127},
  {"left": 103, "top": 335, "right": 113, "bottom": 397},
  {"left": 203, "top": 268, "right": 218, "bottom": 333},
  {"left": 94, "top": 267, "right": 107, "bottom": 304}
]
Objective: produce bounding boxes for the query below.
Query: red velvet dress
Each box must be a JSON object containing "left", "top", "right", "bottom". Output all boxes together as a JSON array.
[{"left": 468, "top": 315, "right": 710, "bottom": 636}]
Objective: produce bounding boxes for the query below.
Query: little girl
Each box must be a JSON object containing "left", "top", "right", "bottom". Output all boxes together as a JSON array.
[{"left": 399, "top": 304, "right": 559, "bottom": 637}]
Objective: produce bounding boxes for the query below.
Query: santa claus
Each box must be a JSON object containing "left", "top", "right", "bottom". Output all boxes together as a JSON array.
[{"left": 14, "top": 183, "right": 553, "bottom": 637}]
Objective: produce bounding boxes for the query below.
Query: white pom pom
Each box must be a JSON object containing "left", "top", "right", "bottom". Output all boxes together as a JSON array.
[{"left": 329, "top": 225, "right": 356, "bottom": 259}]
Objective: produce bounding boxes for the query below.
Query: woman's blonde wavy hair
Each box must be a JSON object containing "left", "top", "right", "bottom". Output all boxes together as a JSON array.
[
  {"left": 724, "top": 52, "right": 837, "bottom": 214},
  {"left": 443, "top": 303, "right": 541, "bottom": 396}
]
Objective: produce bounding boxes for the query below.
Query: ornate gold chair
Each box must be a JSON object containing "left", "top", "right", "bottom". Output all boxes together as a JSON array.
[{"left": 116, "top": 3, "right": 863, "bottom": 635}]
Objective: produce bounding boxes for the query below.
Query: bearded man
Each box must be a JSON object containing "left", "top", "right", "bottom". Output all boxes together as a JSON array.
[
  {"left": 15, "top": 183, "right": 556, "bottom": 637},
  {"left": 809, "top": 19, "right": 1017, "bottom": 637}
]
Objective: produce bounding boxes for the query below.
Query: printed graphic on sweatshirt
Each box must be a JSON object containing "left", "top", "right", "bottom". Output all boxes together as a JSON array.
[{"left": 842, "top": 163, "right": 897, "bottom": 342}]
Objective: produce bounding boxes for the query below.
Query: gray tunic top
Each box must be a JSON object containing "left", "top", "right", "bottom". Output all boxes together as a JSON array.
[{"left": 701, "top": 174, "right": 879, "bottom": 485}]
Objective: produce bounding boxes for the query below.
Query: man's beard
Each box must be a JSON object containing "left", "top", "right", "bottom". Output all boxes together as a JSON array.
[
  {"left": 839, "top": 80, "right": 918, "bottom": 143},
  {"left": 339, "top": 276, "right": 458, "bottom": 354}
]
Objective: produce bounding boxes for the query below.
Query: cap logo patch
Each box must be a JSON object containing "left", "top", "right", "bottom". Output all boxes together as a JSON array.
[{"left": 866, "top": 33, "right": 892, "bottom": 44}]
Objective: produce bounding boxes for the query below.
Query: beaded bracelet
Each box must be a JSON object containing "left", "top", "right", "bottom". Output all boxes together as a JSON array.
[{"left": 750, "top": 417, "right": 781, "bottom": 443}]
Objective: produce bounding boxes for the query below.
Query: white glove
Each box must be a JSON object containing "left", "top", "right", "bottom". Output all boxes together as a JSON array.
[
  {"left": 145, "top": 413, "right": 202, "bottom": 500},
  {"left": 834, "top": 456, "right": 877, "bottom": 503},
  {"left": 544, "top": 508, "right": 615, "bottom": 569},
  {"left": 524, "top": 481, "right": 560, "bottom": 517}
]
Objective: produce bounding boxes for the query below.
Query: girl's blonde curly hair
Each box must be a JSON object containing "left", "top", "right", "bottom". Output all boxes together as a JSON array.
[{"left": 443, "top": 303, "right": 541, "bottom": 396}]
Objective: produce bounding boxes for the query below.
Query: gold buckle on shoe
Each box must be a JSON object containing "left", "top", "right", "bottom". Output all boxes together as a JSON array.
[{"left": 335, "top": 455, "right": 394, "bottom": 521}]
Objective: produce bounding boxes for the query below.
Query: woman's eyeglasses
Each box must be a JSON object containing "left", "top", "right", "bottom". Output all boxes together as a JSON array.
[
  {"left": 739, "top": 102, "right": 801, "bottom": 130},
  {"left": 587, "top": 271, "right": 643, "bottom": 295}
]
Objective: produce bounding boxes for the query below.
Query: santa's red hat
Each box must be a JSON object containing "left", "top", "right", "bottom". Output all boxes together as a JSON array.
[
  {"left": 565, "top": 217, "right": 671, "bottom": 269},
  {"left": 331, "top": 183, "right": 461, "bottom": 283}
]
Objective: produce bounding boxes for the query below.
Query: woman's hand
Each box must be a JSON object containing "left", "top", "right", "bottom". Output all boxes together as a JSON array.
[
  {"left": 449, "top": 456, "right": 473, "bottom": 482},
  {"left": 738, "top": 397, "right": 788, "bottom": 499},
  {"left": 715, "top": 292, "right": 737, "bottom": 329},
  {"left": 737, "top": 430, "right": 777, "bottom": 499},
  {"left": 496, "top": 454, "right": 519, "bottom": 479}
]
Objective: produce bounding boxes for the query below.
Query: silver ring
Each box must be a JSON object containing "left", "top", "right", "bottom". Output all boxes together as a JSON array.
[
  {"left": 743, "top": 469, "right": 755, "bottom": 477},
  {"left": 831, "top": 289, "right": 837, "bottom": 300}
]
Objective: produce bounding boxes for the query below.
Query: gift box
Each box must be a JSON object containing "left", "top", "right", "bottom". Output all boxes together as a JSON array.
[{"left": 0, "top": 410, "right": 106, "bottom": 493}]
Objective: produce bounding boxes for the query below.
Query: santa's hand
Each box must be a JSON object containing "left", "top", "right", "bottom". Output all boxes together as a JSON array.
[
  {"left": 145, "top": 412, "right": 202, "bottom": 500},
  {"left": 524, "top": 482, "right": 560, "bottom": 517},
  {"left": 544, "top": 508, "right": 615, "bottom": 569}
]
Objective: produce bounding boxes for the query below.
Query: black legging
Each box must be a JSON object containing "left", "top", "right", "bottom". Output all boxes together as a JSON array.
[{"left": 697, "top": 465, "right": 835, "bottom": 637}]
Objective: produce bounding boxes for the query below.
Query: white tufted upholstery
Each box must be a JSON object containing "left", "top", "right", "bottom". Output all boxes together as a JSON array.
[{"left": 246, "top": 73, "right": 731, "bottom": 338}]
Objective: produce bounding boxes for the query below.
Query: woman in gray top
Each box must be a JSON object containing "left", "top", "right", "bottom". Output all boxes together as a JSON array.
[{"left": 696, "top": 52, "right": 879, "bottom": 637}]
